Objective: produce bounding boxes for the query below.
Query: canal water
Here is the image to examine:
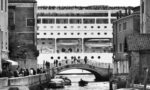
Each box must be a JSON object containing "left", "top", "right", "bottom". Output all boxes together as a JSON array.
[{"left": 45, "top": 74, "right": 109, "bottom": 90}]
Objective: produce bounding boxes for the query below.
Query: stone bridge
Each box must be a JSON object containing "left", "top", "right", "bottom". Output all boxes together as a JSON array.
[{"left": 50, "top": 59, "right": 113, "bottom": 81}]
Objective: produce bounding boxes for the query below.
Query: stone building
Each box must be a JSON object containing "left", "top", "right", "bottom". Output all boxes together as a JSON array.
[
  {"left": 0, "top": 0, "right": 9, "bottom": 72},
  {"left": 8, "top": 0, "right": 39, "bottom": 69},
  {"left": 113, "top": 0, "right": 150, "bottom": 86},
  {"left": 113, "top": 7, "right": 140, "bottom": 84}
]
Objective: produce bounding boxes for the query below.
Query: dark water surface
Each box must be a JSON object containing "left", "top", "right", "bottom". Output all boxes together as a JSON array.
[{"left": 45, "top": 74, "right": 109, "bottom": 90}]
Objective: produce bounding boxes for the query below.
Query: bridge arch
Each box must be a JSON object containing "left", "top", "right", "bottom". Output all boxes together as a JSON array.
[{"left": 53, "top": 64, "right": 112, "bottom": 81}]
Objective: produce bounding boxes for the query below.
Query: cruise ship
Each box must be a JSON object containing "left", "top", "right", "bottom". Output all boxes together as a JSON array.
[{"left": 36, "top": 6, "right": 131, "bottom": 67}]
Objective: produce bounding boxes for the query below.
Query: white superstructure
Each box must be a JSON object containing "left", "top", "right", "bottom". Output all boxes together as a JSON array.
[{"left": 37, "top": 6, "right": 128, "bottom": 65}]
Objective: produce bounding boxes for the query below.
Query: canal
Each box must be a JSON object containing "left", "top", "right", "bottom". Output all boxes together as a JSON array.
[{"left": 45, "top": 74, "right": 109, "bottom": 90}]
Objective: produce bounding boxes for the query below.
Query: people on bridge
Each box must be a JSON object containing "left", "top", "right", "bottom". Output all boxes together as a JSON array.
[
  {"left": 14, "top": 68, "right": 19, "bottom": 77},
  {"left": 84, "top": 56, "right": 88, "bottom": 64},
  {"left": 56, "top": 60, "right": 58, "bottom": 67}
]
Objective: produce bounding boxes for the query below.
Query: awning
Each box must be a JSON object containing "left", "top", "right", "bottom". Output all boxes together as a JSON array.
[{"left": 2, "top": 59, "right": 18, "bottom": 65}]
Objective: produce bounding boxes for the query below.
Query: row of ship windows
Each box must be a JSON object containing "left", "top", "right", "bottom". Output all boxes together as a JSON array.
[
  {"left": 37, "top": 18, "right": 116, "bottom": 24},
  {"left": 38, "top": 26, "right": 108, "bottom": 29},
  {"left": 50, "top": 56, "right": 101, "bottom": 60},
  {"left": 37, "top": 32, "right": 109, "bottom": 36}
]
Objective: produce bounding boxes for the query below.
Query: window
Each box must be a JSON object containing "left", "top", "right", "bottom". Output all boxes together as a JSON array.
[
  {"left": 8, "top": 11, "right": 15, "bottom": 27},
  {"left": 111, "top": 19, "right": 116, "bottom": 23},
  {"left": 96, "top": 19, "right": 108, "bottom": 24},
  {"left": 57, "top": 33, "right": 60, "bottom": 35},
  {"left": 27, "top": 19, "right": 35, "bottom": 26},
  {"left": 84, "top": 33, "right": 87, "bottom": 35},
  {"left": 104, "top": 26, "right": 107, "bottom": 28},
  {"left": 91, "top": 26, "right": 94, "bottom": 28},
  {"left": 44, "top": 33, "right": 46, "bottom": 35},
  {"left": 119, "top": 43, "right": 122, "bottom": 52},
  {"left": 5, "top": 0, "right": 7, "bottom": 12},
  {"left": 111, "top": 13, "right": 117, "bottom": 17},
  {"left": 123, "top": 22, "right": 127, "bottom": 30},
  {"left": 64, "top": 33, "right": 67, "bottom": 35},
  {"left": 71, "top": 33, "right": 74, "bottom": 35},
  {"left": 42, "top": 18, "right": 55, "bottom": 24},
  {"left": 119, "top": 24, "right": 121, "bottom": 31},
  {"left": 97, "top": 26, "right": 100, "bottom": 28},
  {"left": 42, "top": 42, "right": 45, "bottom": 44},
  {"left": 70, "top": 19, "right": 82, "bottom": 24},
  {"left": 64, "top": 26, "right": 67, "bottom": 28},
  {"left": 37, "top": 18, "right": 41, "bottom": 24},
  {"left": 1, "top": 0, "right": 3, "bottom": 10},
  {"left": 91, "top": 56, "right": 94, "bottom": 59},
  {"left": 51, "top": 57, "right": 54, "bottom": 59},
  {"left": 56, "top": 18, "right": 68, "bottom": 24},
  {"left": 97, "top": 33, "right": 100, "bottom": 35},
  {"left": 104, "top": 32, "right": 107, "bottom": 35},
  {"left": 83, "top": 19, "right": 95, "bottom": 24},
  {"left": 37, "top": 33, "right": 39, "bottom": 35}
]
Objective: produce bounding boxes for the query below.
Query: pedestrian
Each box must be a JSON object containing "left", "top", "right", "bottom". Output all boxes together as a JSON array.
[
  {"left": 84, "top": 56, "right": 88, "bottom": 64},
  {"left": 8, "top": 69, "right": 13, "bottom": 78},
  {"left": 66, "top": 59, "right": 68, "bottom": 64},
  {"left": 25, "top": 69, "right": 29, "bottom": 76},
  {"left": 30, "top": 68, "right": 34, "bottom": 75},
  {"left": 59, "top": 62, "right": 61, "bottom": 66},
  {"left": 14, "top": 68, "right": 19, "bottom": 77},
  {"left": 54, "top": 60, "right": 56, "bottom": 66},
  {"left": 56, "top": 60, "right": 58, "bottom": 67}
]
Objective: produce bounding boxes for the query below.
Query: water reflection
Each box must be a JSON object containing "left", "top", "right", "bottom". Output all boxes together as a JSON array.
[{"left": 45, "top": 75, "right": 109, "bottom": 90}]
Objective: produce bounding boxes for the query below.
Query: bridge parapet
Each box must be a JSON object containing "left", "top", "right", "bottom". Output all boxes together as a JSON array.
[{"left": 49, "top": 59, "right": 113, "bottom": 69}]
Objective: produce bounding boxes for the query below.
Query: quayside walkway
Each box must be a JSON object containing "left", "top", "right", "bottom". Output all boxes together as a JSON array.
[{"left": 0, "top": 73, "right": 50, "bottom": 90}]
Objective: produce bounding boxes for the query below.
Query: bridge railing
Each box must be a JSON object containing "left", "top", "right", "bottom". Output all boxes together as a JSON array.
[{"left": 49, "top": 59, "right": 113, "bottom": 69}]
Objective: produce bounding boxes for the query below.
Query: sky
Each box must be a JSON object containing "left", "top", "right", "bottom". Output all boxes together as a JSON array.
[{"left": 37, "top": 0, "right": 140, "bottom": 7}]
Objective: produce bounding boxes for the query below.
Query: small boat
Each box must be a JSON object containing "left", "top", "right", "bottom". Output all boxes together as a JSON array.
[
  {"left": 49, "top": 78, "right": 65, "bottom": 88},
  {"left": 78, "top": 79, "right": 88, "bottom": 86},
  {"left": 58, "top": 76, "right": 72, "bottom": 85}
]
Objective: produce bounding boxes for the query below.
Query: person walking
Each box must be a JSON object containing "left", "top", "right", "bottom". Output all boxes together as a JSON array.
[{"left": 84, "top": 56, "right": 88, "bottom": 64}]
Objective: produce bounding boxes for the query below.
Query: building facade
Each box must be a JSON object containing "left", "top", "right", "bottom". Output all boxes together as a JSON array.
[
  {"left": 113, "top": 9, "right": 140, "bottom": 83},
  {"left": 113, "top": 0, "right": 150, "bottom": 86},
  {"left": 36, "top": 6, "right": 130, "bottom": 67},
  {"left": 0, "top": 0, "right": 8, "bottom": 72},
  {"left": 8, "top": 0, "right": 38, "bottom": 69}
]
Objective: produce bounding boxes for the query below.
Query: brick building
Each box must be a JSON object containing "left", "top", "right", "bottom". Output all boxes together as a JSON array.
[
  {"left": 0, "top": 0, "right": 9, "bottom": 72},
  {"left": 8, "top": 0, "right": 38, "bottom": 69},
  {"left": 113, "top": 0, "right": 150, "bottom": 87}
]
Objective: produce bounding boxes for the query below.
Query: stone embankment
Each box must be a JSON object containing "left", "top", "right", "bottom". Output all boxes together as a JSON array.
[{"left": 0, "top": 73, "right": 50, "bottom": 90}]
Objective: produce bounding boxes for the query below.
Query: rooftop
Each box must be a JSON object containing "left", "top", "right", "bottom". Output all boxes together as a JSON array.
[{"left": 8, "top": 0, "right": 37, "bottom": 3}]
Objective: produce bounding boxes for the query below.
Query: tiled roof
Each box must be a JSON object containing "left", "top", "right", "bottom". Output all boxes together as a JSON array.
[
  {"left": 8, "top": 0, "right": 37, "bottom": 3},
  {"left": 127, "top": 34, "right": 150, "bottom": 51}
]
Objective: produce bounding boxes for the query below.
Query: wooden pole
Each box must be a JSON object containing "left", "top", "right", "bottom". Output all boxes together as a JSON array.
[{"left": 143, "top": 68, "right": 149, "bottom": 90}]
